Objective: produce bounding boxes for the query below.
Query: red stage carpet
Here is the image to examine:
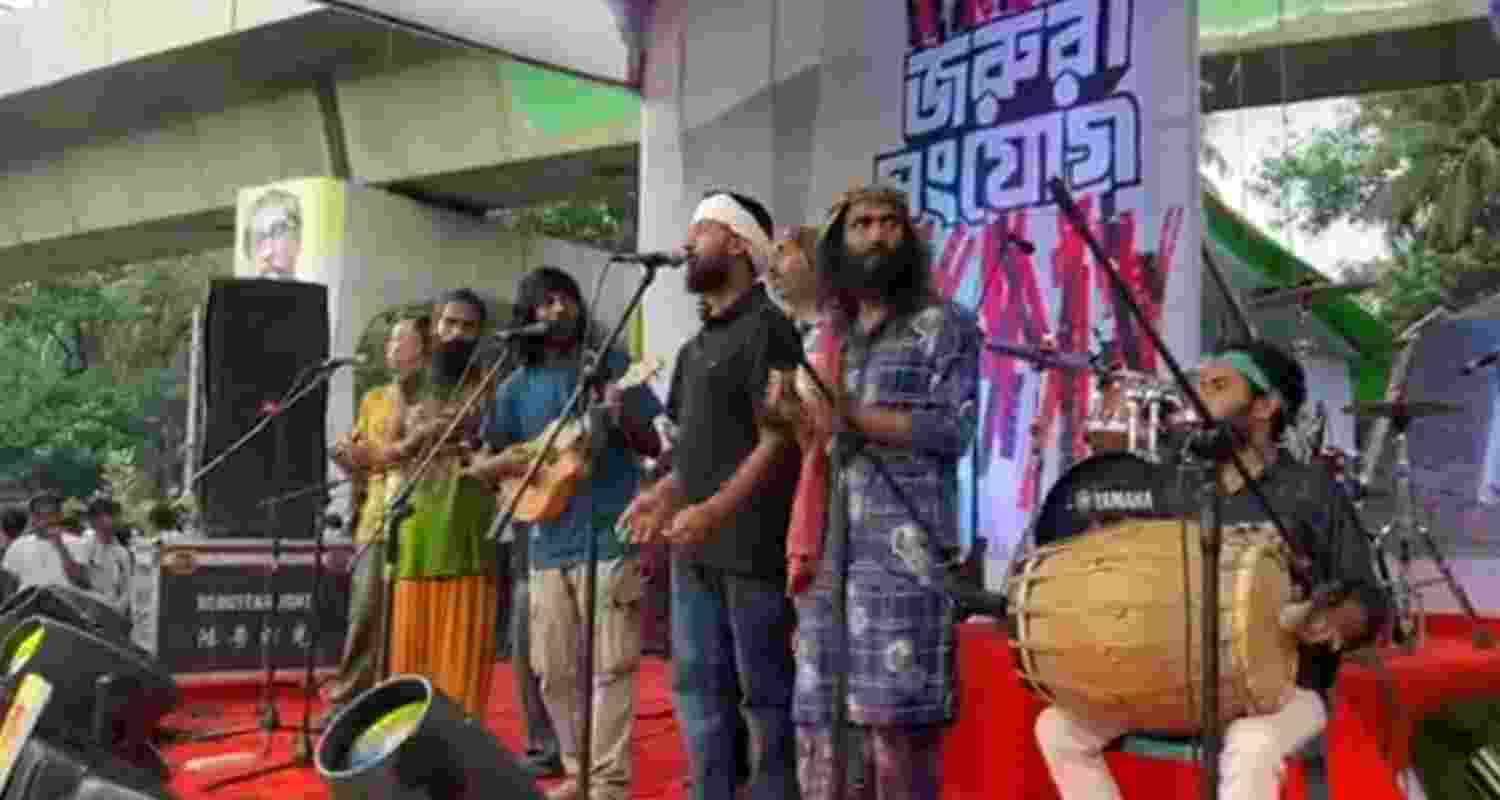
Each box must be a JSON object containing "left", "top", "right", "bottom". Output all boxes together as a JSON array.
[{"left": 161, "top": 659, "right": 688, "bottom": 800}]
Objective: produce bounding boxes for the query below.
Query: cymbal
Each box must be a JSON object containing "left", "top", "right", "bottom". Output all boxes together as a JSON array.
[
  {"left": 1248, "top": 280, "right": 1379, "bottom": 310},
  {"left": 985, "top": 340, "right": 1093, "bottom": 371},
  {"left": 1341, "top": 400, "right": 1463, "bottom": 419}
]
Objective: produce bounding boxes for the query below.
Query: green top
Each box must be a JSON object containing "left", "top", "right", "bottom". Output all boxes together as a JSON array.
[{"left": 393, "top": 375, "right": 497, "bottom": 580}]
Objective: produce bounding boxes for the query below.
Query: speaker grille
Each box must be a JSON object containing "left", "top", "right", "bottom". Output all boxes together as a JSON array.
[{"left": 197, "top": 279, "right": 329, "bottom": 538}]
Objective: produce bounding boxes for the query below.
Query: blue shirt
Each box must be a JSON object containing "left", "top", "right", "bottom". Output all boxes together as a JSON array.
[{"left": 481, "top": 349, "right": 663, "bottom": 570}]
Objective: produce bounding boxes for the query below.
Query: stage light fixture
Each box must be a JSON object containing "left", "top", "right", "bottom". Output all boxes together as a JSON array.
[
  {"left": 316, "top": 675, "right": 543, "bottom": 799},
  {"left": 0, "top": 585, "right": 132, "bottom": 650},
  {"left": 0, "top": 735, "right": 171, "bottom": 800},
  {"left": 0, "top": 617, "right": 178, "bottom": 779}
]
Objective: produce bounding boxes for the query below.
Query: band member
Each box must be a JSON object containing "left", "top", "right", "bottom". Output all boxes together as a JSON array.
[
  {"left": 622, "top": 190, "right": 803, "bottom": 800},
  {"left": 325, "top": 314, "right": 430, "bottom": 710},
  {"left": 467, "top": 266, "right": 661, "bottom": 800},
  {"left": 1035, "top": 340, "right": 1390, "bottom": 799},
  {"left": 387, "top": 288, "right": 500, "bottom": 718},
  {"left": 771, "top": 185, "right": 980, "bottom": 800}
]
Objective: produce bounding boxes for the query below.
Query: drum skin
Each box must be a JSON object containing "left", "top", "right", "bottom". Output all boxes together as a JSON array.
[{"left": 1008, "top": 519, "right": 1300, "bottom": 735}]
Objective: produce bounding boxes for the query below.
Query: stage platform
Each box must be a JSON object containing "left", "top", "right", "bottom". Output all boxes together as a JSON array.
[{"left": 157, "top": 615, "right": 1500, "bottom": 799}]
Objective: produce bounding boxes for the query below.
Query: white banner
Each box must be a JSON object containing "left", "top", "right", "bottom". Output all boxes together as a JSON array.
[{"left": 639, "top": 0, "right": 1201, "bottom": 587}]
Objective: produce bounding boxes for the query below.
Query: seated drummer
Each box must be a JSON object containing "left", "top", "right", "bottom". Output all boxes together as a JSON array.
[{"left": 1035, "top": 339, "right": 1390, "bottom": 799}]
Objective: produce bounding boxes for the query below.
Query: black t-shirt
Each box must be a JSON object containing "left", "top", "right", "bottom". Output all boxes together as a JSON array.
[
  {"left": 667, "top": 284, "right": 803, "bottom": 579},
  {"left": 1201, "top": 454, "right": 1390, "bottom": 692}
]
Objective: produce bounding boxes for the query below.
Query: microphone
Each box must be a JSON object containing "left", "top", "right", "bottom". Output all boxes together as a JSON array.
[
  {"left": 491, "top": 320, "right": 559, "bottom": 341},
  {"left": 610, "top": 251, "right": 689, "bottom": 268},
  {"left": 1461, "top": 348, "right": 1500, "bottom": 376},
  {"left": 317, "top": 354, "right": 368, "bottom": 370},
  {"left": 1004, "top": 232, "right": 1037, "bottom": 255}
]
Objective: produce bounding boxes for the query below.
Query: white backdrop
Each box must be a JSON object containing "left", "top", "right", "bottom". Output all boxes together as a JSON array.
[{"left": 638, "top": 0, "right": 1202, "bottom": 588}]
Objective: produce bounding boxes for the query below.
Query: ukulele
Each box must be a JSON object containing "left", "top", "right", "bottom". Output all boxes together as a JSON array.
[{"left": 478, "top": 356, "right": 664, "bottom": 524}]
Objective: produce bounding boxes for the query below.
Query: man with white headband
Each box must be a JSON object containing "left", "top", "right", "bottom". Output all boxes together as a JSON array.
[
  {"left": 623, "top": 190, "right": 803, "bottom": 800},
  {"left": 1037, "top": 339, "right": 1389, "bottom": 800}
]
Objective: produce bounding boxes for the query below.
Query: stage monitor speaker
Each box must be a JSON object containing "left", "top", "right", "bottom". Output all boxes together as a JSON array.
[
  {"left": 198, "top": 278, "right": 329, "bottom": 538},
  {"left": 0, "top": 585, "right": 132, "bottom": 652},
  {"left": 0, "top": 617, "right": 178, "bottom": 777},
  {"left": 0, "top": 735, "right": 169, "bottom": 800},
  {"left": 316, "top": 675, "right": 543, "bottom": 800}
]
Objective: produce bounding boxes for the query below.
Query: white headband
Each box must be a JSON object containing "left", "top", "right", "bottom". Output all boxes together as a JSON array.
[{"left": 692, "top": 194, "right": 772, "bottom": 274}]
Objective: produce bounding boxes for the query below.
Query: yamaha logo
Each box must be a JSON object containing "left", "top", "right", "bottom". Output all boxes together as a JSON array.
[{"left": 1072, "top": 489, "right": 1155, "bottom": 514}]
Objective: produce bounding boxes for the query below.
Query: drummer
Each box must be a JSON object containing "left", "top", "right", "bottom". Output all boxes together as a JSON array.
[{"left": 1035, "top": 339, "right": 1389, "bottom": 800}]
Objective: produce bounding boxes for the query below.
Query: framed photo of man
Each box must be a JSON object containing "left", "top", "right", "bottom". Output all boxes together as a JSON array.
[{"left": 233, "top": 177, "right": 346, "bottom": 284}]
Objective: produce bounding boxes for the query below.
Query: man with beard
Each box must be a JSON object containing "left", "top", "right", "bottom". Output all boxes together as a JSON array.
[
  {"left": 622, "top": 190, "right": 803, "bottom": 800},
  {"left": 779, "top": 185, "right": 980, "bottom": 800},
  {"left": 386, "top": 289, "right": 500, "bottom": 718},
  {"left": 469, "top": 267, "right": 662, "bottom": 800},
  {"left": 1035, "top": 340, "right": 1388, "bottom": 800},
  {"left": 325, "top": 314, "right": 429, "bottom": 711}
]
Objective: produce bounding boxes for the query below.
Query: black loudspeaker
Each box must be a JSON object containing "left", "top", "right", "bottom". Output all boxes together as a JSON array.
[
  {"left": 315, "top": 675, "right": 543, "bottom": 799},
  {"left": 199, "top": 278, "right": 329, "bottom": 538},
  {"left": 0, "top": 736, "right": 172, "bottom": 800},
  {"left": 0, "top": 617, "right": 178, "bottom": 779},
  {"left": 0, "top": 585, "right": 132, "bottom": 652}
]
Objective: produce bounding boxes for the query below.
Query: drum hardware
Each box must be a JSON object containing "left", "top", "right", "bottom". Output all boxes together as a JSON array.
[
  {"left": 1246, "top": 280, "right": 1379, "bottom": 311},
  {"left": 1085, "top": 370, "right": 1191, "bottom": 463},
  {"left": 1345, "top": 401, "right": 1493, "bottom": 651},
  {"left": 984, "top": 340, "right": 1096, "bottom": 372},
  {"left": 1051, "top": 176, "right": 1310, "bottom": 800}
]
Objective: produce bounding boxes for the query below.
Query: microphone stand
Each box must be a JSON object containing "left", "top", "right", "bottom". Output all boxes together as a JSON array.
[
  {"left": 483, "top": 261, "right": 659, "bottom": 800},
  {"left": 1046, "top": 177, "right": 1308, "bottom": 800},
  {"left": 789, "top": 239, "right": 1025, "bottom": 798},
  {"left": 201, "top": 363, "right": 352, "bottom": 792}
]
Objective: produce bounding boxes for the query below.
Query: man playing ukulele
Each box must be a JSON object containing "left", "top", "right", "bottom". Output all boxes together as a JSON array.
[{"left": 468, "top": 266, "right": 662, "bottom": 800}]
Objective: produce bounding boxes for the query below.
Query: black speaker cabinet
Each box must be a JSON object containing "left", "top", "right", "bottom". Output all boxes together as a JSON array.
[
  {"left": 0, "top": 585, "right": 132, "bottom": 653},
  {"left": 198, "top": 279, "right": 329, "bottom": 538}
]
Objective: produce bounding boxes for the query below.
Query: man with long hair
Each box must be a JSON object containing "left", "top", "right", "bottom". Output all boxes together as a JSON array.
[
  {"left": 1035, "top": 340, "right": 1388, "bottom": 799},
  {"left": 785, "top": 184, "right": 981, "bottom": 799},
  {"left": 469, "top": 267, "right": 662, "bottom": 800},
  {"left": 622, "top": 190, "right": 804, "bottom": 800},
  {"left": 325, "top": 313, "right": 430, "bottom": 710},
  {"left": 385, "top": 289, "right": 500, "bottom": 718}
]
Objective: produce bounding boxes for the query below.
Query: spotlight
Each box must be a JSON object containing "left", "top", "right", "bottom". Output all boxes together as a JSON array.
[
  {"left": 0, "top": 617, "right": 178, "bottom": 779},
  {"left": 316, "top": 675, "right": 543, "bottom": 799},
  {"left": 0, "top": 735, "right": 170, "bottom": 800}
]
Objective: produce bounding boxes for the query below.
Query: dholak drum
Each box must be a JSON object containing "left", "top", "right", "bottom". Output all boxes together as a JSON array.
[{"left": 1008, "top": 518, "right": 1300, "bottom": 735}]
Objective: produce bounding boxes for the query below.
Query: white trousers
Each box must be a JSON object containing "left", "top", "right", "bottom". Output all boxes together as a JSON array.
[{"left": 1035, "top": 688, "right": 1327, "bottom": 800}]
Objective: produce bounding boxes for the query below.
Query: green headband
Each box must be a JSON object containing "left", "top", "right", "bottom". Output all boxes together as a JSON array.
[{"left": 1210, "top": 350, "right": 1280, "bottom": 400}]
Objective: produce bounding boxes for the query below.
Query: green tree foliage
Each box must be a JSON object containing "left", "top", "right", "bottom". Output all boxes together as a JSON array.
[
  {"left": 1250, "top": 82, "right": 1500, "bottom": 330},
  {"left": 0, "top": 252, "right": 225, "bottom": 502}
]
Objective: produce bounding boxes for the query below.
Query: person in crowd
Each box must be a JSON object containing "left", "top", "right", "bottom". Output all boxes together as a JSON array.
[
  {"left": 2, "top": 491, "right": 90, "bottom": 592},
  {"left": 386, "top": 288, "right": 500, "bottom": 718},
  {"left": 79, "top": 497, "right": 133, "bottom": 614},
  {"left": 325, "top": 313, "right": 431, "bottom": 711},
  {"left": 0, "top": 505, "right": 25, "bottom": 554},
  {"left": 469, "top": 266, "right": 662, "bottom": 800},
  {"left": 622, "top": 189, "right": 804, "bottom": 800}
]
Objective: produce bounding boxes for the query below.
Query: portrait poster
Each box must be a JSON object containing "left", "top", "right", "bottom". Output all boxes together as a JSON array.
[{"left": 233, "top": 177, "right": 347, "bottom": 284}]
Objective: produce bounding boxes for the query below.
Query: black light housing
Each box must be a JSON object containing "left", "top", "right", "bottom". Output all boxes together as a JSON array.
[
  {"left": 0, "top": 616, "right": 178, "bottom": 779},
  {"left": 0, "top": 585, "right": 132, "bottom": 650},
  {"left": 315, "top": 675, "right": 542, "bottom": 800}
]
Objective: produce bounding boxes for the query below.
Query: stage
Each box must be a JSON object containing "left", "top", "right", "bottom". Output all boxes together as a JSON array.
[{"left": 158, "top": 615, "right": 1500, "bottom": 799}]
